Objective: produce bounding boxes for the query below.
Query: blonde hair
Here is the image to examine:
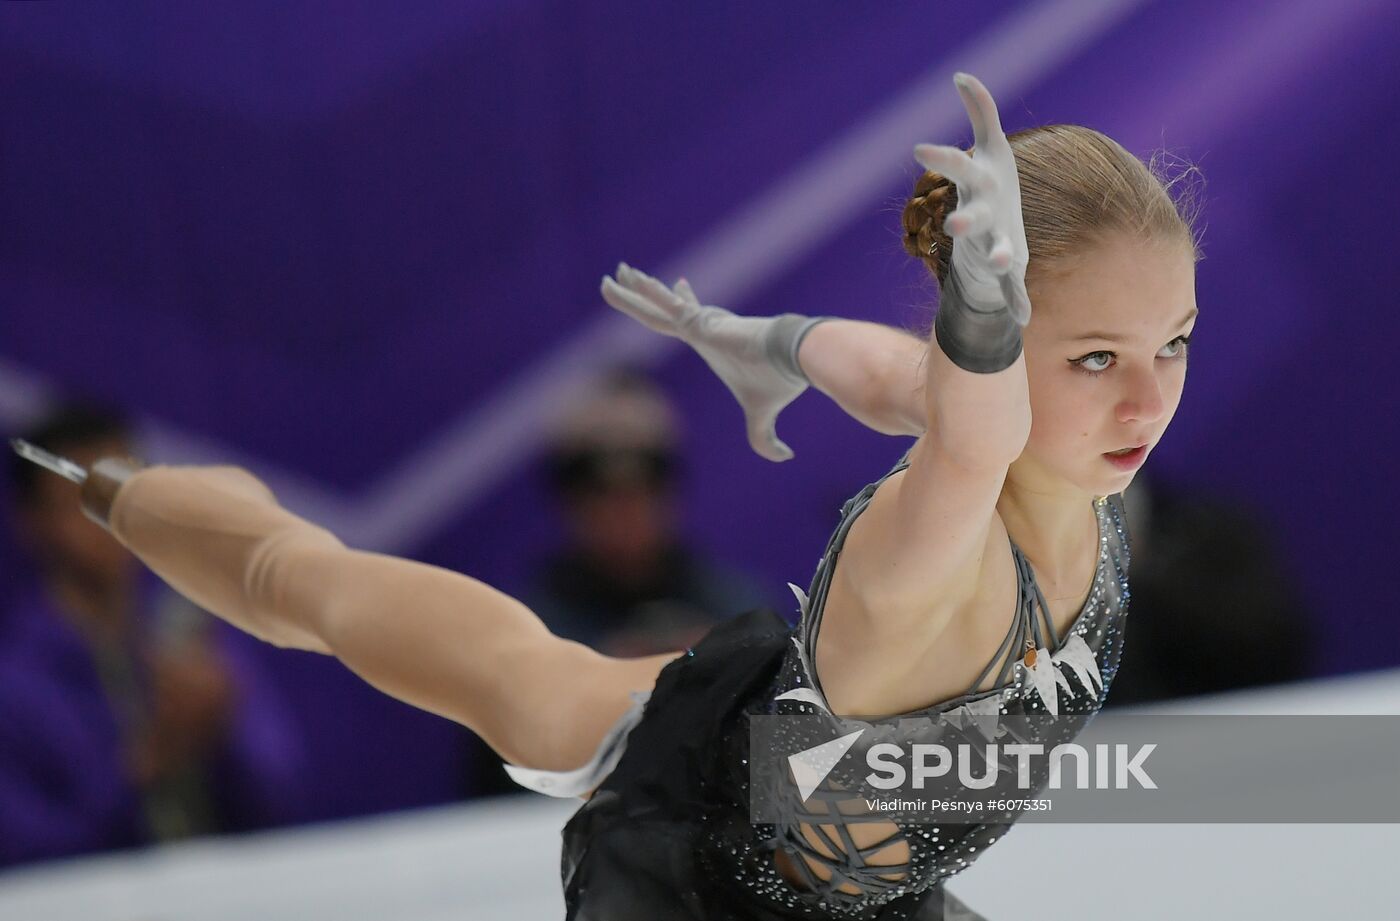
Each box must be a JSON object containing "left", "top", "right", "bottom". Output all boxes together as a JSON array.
[{"left": 901, "top": 124, "right": 1203, "bottom": 290}]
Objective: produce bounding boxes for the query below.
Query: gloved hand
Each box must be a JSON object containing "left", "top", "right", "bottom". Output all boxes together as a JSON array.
[
  {"left": 600, "top": 263, "right": 828, "bottom": 461},
  {"left": 912, "top": 72, "right": 1032, "bottom": 372}
]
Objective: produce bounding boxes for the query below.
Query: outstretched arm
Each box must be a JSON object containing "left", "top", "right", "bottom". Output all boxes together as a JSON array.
[{"left": 601, "top": 266, "right": 929, "bottom": 458}]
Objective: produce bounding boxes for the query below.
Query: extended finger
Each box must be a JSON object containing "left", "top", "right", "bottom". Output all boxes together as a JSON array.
[
  {"left": 952, "top": 72, "right": 1007, "bottom": 150},
  {"left": 617, "top": 262, "right": 682, "bottom": 305},
  {"left": 914, "top": 144, "right": 999, "bottom": 200},
  {"left": 946, "top": 201, "right": 994, "bottom": 239},
  {"left": 601, "top": 276, "right": 683, "bottom": 332},
  {"left": 673, "top": 278, "right": 700, "bottom": 306},
  {"left": 988, "top": 232, "right": 1014, "bottom": 270},
  {"left": 913, "top": 143, "right": 980, "bottom": 191},
  {"left": 998, "top": 272, "right": 1032, "bottom": 327},
  {"left": 746, "top": 407, "right": 793, "bottom": 462}
]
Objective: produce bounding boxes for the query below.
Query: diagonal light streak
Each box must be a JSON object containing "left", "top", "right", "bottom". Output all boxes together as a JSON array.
[
  {"left": 2, "top": 0, "right": 1155, "bottom": 551},
  {"left": 350, "top": 0, "right": 1152, "bottom": 550}
]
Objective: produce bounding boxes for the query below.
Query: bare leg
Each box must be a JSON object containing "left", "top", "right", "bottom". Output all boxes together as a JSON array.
[
  {"left": 93, "top": 463, "right": 687, "bottom": 778},
  {"left": 480, "top": 634, "right": 682, "bottom": 774},
  {"left": 267, "top": 541, "right": 685, "bottom": 775}
]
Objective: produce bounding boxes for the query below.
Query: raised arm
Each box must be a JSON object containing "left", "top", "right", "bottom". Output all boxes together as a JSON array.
[
  {"left": 820, "top": 73, "right": 1033, "bottom": 619},
  {"left": 914, "top": 73, "right": 1033, "bottom": 469},
  {"left": 787, "top": 75, "right": 1034, "bottom": 465}
]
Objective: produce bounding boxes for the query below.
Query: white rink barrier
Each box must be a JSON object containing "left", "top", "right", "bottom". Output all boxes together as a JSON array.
[{"left": 2, "top": 669, "right": 1398, "bottom": 921}]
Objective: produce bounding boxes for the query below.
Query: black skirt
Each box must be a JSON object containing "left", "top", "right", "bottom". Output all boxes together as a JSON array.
[{"left": 558, "top": 608, "right": 985, "bottom": 921}]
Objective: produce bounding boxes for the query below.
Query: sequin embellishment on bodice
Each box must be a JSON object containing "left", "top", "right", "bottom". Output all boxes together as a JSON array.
[{"left": 705, "top": 446, "right": 1132, "bottom": 917}]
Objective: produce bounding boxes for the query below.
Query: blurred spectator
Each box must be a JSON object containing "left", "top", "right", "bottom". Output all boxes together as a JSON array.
[
  {"left": 0, "top": 403, "right": 309, "bottom": 869},
  {"left": 521, "top": 369, "right": 774, "bottom": 657},
  {"left": 467, "top": 370, "right": 776, "bottom": 799},
  {"left": 1103, "top": 473, "right": 1316, "bottom": 706}
]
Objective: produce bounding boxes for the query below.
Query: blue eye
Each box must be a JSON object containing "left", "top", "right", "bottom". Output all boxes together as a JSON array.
[
  {"left": 1070, "top": 335, "right": 1192, "bottom": 378},
  {"left": 1160, "top": 334, "right": 1192, "bottom": 358},
  {"left": 1076, "top": 352, "right": 1113, "bottom": 375}
]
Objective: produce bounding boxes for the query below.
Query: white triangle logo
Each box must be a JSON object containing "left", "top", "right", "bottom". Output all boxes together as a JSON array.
[{"left": 787, "top": 729, "right": 865, "bottom": 802}]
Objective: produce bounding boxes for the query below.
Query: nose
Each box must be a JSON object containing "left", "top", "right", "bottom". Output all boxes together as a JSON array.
[{"left": 1115, "top": 363, "right": 1166, "bottom": 426}]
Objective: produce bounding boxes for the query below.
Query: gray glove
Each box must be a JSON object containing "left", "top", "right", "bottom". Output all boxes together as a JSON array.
[
  {"left": 913, "top": 72, "right": 1032, "bottom": 373},
  {"left": 600, "top": 263, "right": 829, "bottom": 461}
]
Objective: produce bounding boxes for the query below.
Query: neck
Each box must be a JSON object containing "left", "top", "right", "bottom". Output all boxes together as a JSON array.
[{"left": 997, "top": 468, "right": 1099, "bottom": 595}]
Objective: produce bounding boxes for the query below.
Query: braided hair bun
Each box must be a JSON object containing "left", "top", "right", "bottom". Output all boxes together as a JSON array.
[{"left": 900, "top": 169, "right": 960, "bottom": 286}]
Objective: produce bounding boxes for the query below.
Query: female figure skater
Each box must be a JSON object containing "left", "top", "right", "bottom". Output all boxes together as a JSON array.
[{"left": 21, "top": 73, "right": 1197, "bottom": 919}]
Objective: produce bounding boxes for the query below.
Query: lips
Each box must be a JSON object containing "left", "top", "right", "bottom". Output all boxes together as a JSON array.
[
  {"left": 1106, "top": 442, "right": 1148, "bottom": 456},
  {"left": 1102, "top": 443, "right": 1148, "bottom": 470}
]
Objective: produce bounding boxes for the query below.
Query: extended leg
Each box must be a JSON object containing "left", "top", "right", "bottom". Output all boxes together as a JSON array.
[{"left": 81, "top": 461, "right": 682, "bottom": 774}]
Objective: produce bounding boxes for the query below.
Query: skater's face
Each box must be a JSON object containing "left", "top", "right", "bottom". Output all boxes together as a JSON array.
[{"left": 1015, "top": 234, "right": 1197, "bottom": 496}]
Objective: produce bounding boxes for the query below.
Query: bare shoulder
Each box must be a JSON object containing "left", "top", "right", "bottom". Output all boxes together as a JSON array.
[
  {"left": 835, "top": 433, "right": 1010, "bottom": 619},
  {"left": 815, "top": 508, "right": 1016, "bottom": 716},
  {"left": 812, "top": 440, "right": 1018, "bottom": 716}
]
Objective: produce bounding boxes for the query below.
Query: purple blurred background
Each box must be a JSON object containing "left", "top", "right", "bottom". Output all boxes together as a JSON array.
[{"left": 2, "top": 0, "right": 1397, "bottom": 823}]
